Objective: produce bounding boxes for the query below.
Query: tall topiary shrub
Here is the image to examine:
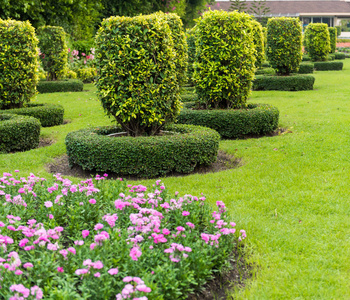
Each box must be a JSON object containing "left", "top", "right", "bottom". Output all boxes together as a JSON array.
[
  {"left": 38, "top": 26, "right": 68, "bottom": 81},
  {"left": 251, "top": 20, "right": 265, "bottom": 68},
  {"left": 0, "top": 19, "right": 38, "bottom": 109},
  {"left": 266, "top": 17, "right": 302, "bottom": 75},
  {"left": 186, "top": 27, "right": 196, "bottom": 85},
  {"left": 194, "top": 10, "right": 256, "bottom": 109},
  {"left": 328, "top": 27, "right": 337, "bottom": 53},
  {"left": 304, "top": 23, "right": 330, "bottom": 62},
  {"left": 95, "top": 14, "right": 180, "bottom": 137}
]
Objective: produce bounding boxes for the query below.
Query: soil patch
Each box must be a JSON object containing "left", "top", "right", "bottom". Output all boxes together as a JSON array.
[
  {"left": 242, "top": 127, "right": 292, "bottom": 139},
  {"left": 187, "top": 245, "right": 253, "bottom": 300},
  {"left": 37, "top": 137, "right": 55, "bottom": 149},
  {"left": 46, "top": 150, "right": 242, "bottom": 180},
  {"left": 63, "top": 119, "right": 71, "bottom": 125}
]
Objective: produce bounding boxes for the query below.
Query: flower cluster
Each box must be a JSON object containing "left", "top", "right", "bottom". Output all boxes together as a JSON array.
[{"left": 68, "top": 47, "right": 95, "bottom": 69}]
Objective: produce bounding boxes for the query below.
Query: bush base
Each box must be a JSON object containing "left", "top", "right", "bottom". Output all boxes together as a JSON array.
[
  {"left": 177, "top": 103, "right": 279, "bottom": 139},
  {"left": 253, "top": 74, "right": 315, "bottom": 91},
  {"left": 37, "top": 79, "right": 83, "bottom": 93}
]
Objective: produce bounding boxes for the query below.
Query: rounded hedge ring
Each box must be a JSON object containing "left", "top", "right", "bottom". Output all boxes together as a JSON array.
[{"left": 65, "top": 124, "right": 220, "bottom": 178}]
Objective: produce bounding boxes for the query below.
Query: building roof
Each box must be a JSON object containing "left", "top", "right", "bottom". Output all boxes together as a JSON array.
[{"left": 212, "top": 1, "right": 350, "bottom": 17}]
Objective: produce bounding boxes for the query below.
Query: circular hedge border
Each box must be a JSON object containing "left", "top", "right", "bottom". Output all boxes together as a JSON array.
[
  {"left": 177, "top": 103, "right": 279, "bottom": 139},
  {"left": 253, "top": 74, "right": 315, "bottom": 91},
  {"left": 65, "top": 124, "right": 220, "bottom": 178},
  {"left": 1, "top": 103, "right": 64, "bottom": 127},
  {"left": 37, "top": 79, "right": 83, "bottom": 94},
  {"left": 0, "top": 114, "right": 40, "bottom": 153}
]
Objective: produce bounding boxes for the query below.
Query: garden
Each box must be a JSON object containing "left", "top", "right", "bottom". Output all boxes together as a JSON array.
[{"left": 1, "top": 8, "right": 350, "bottom": 300}]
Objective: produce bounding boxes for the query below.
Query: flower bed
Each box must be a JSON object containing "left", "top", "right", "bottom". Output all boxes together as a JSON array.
[{"left": 0, "top": 172, "right": 246, "bottom": 299}]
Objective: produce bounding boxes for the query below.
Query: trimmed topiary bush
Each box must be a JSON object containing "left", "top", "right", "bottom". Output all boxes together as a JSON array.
[
  {"left": 314, "top": 61, "right": 343, "bottom": 71},
  {"left": 298, "top": 62, "right": 314, "bottom": 74},
  {"left": 335, "top": 52, "right": 346, "bottom": 60},
  {"left": 251, "top": 20, "right": 265, "bottom": 68},
  {"left": 304, "top": 23, "right": 330, "bottom": 61},
  {"left": 328, "top": 54, "right": 335, "bottom": 61},
  {"left": 266, "top": 17, "right": 302, "bottom": 75},
  {"left": 37, "top": 80, "right": 83, "bottom": 93},
  {"left": 302, "top": 55, "right": 311, "bottom": 62},
  {"left": 95, "top": 13, "right": 180, "bottom": 137},
  {"left": 194, "top": 10, "right": 256, "bottom": 109},
  {"left": 66, "top": 70, "right": 77, "bottom": 79},
  {"left": 65, "top": 124, "right": 220, "bottom": 178},
  {"left": 177, "top": 104, "right": 279, "bottom": 139},
  {"left": 329, "top": 27, "right": 337, "bottom": 53},
  {"left": 1, "top": 103, "right": 64, "bottom": 127},
  {"left": 186, "top": 28, "right": 196, "bottom": 85},
  {"left": 38, "top": 26, "right": 68, "bottom": 81},
  {"left": 255, "top": 67, "right": 275, "bottom": 75},
  {"left": 0, "top": 19, "right": 39, "bottom": 110},
  {"left": 0, "top": 114, "right": 40, "bottom": 153},
  {"left": 76, "top": 68, "right": 97, "bottom": 83},
  {"left": 253, "top": 74, "right": 315, "bottom": 91}
]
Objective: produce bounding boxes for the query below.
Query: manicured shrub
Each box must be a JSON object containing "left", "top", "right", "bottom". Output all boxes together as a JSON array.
[
  {"left": 298, "top": 62, "right": 314, "bottom": 74},
  {"left": 302, "top": 55, "right": 311, "bottom": 62},
  {"left": 76, "top": 67, "right": 97, "bottom": 83},
  {"left": 0, "top": 172, "right": 246, "bottom": 299},
  {"left": 251, "top": 20, "right": 265, "bottom": 68},
  {"left": 266, "top": 17, "right": 302, "bottom": 75},
  {"left": 66, "top": 124, "right": 220, "bottom": 177},
  {"left": 328, "top": 54, "right": 335, "bottom": 61},
  {"left": 95, "top": 14, "right": 180, "bottom": 137},
  {"left": 262, "top": 61, "right": 270, "bottom": 67},
  {"left": 328, "top": 27, "right": 337, "bottom": 53},
  {"left": 38, "top": 26, "right": 68, "bottom": 80},
  {"left": 177, "top": 104, "right": 279, "bottom": 139},
  {"left": 66, "top": 69, "right": 77, "bottom": 79},
  {"left": 1, "top": 103, "right": 64, "bottom": 127},
  {"left": 253, "top": 74, "right": 315, "bottom": 91},
  {"left": 194, "top": 10, "right": 256, "bottom": 109},
  {"left": 186, "top": 28, "right": 196, "bottom": 85},
  {"left": 0, "top": 114, "right": 40, "bottom": 152},
  {"left": 255, "top": 67, "right": 275, "bottom": 75},
  {"left": 0, "top": 19, "right": 39, "bottom": 109},
  {"left": 181, "top": 93, "right": 198, "bottom": 102},
  {"left": 314, "top": 61, "right": 343, "bottom": 71},
  {"left": 304, "top": 23, "right": 330, "bottom": 61},
  {"left": 336, "top": 25, "right": 341, "bottom": 36},
  {"left": 335, "top": 52, "right": 346, "bottom": 60},
  {"left": 37, "top": 79, "right": 83, "bottom": 93}
]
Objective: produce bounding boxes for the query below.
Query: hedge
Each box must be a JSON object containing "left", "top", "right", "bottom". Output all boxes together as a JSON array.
[
  {"left": 298, "top": 62, "right": 314, "bottom": 74},
  {"left": 255, "top": 67, "right": 275, "bottom": 75},
  {"left": 65, "top": 124, "right": 220, "bottom": 178},
  {"left": 1, "top": 103, "right": 64, "bottom": 127},
  {"left": 262, "top": 61, "right": 270, "bottom": 67},
  {"left": 304, "top": 23, "right": 330, "bottom": 61},
  {"left": 194, "top": 10, "right": 255, "bottom": 109},
  {"left": 186, "top": 28, "right": 196, "bottom": 85},
  {"left": 328, "top": 54, "right": 335, "bottom": 61},
  {"left": 253, "top": 74, "right": 315, "bottom": 91},
  {"left": 177, "top": 103, "right": 279, "bottom": 139},
  {"left": 37, "top": 80, "right": 83, "bottom": 93},
  {"left": 251, "top": 20, "right": 265, "bottom": 68},
  {"left": 0, "top": 19, "right": 39, "bottom": 109},
  {"left": 335, "top": 52, "right": 346, "bottom": 60},
  {"left": 0, "top": 114, "right": 40, "bottom": 153},
  {"left": 267, "top": 17, "right": 302, "bottom": 75},
  {"left": 76, "top": 68, "right": 96, "bottom": 83},
  {"left": 313, "top": 61, "right": 343, "bottom": 71},
  {"left": 329, "top": 27, "right": 337, "bottom": 53},
  {"left": 181, "top": 93, "right": 197, "bottom": 102},
  {"left": 302, "top": 55, "right": 311, "bottom": 62}
]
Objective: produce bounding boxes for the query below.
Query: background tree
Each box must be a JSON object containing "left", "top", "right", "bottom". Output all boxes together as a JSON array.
[{"left": 229, "top": 0, "right": 247, "bottom": 13}]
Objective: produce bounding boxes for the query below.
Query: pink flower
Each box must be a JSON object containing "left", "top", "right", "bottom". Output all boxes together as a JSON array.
[
  {"left": 15, "top": 269, "right": 23, "bottom": 275},
  {"left": 130, "top": 246, "right": 142, "bottom": 261},
  {"left": 49, "top": 214, "right": 54, "bottom": 219},
  {"left": 23, "top": 262, "right": 33, "bottom": 268},
  {"left": 75, "top": 268, "right": 89, "bottom": 275},
  {"left": 67, "top": 247, "right": 76, "bottom": 254},
  {"left": 108, "top": 268, "right": 118, "bottom": 275},
  {"left": 82, "top": 230, "right": 90, "bottom": 238},
  {"left": 19, "top": 238, "right": 29, "bottom": 247},
  {"left": 44, "top": 201, "right": 53, "bottom": 208},
  {"left": 31, "top": 286, "right": 43, "bottom": 299},
  {"left": 91, "top": 261, "right": 103, "bottom": 269},
  {"left": 186, "top": 222, "right": 195, "bottom": 229},
  {"left": 94, "top": 272, "right": 100, "bottom": 277},
  {"left": 90, "top": 243, "right": 97, "bottom": 250},
  {"left": 57, "top": 267, "right": 64, "bottom": 272},
  {"left": 74, "top": 240, "right": 84, "bottom": 246},
  {"left": 182, "top": 211, "right": 190, "bottom": 216},
  {"left": 94, "top": 223, "right": 104, "bottom": 230},
  {"left": 89, "top": 199, "right": 96, "bottom": 204},
  {"left": 136, "top": 285, "right": 151, "bottom": 293},
  {"left": 176, "top": 226, "right": 185, "bottom": 232}
]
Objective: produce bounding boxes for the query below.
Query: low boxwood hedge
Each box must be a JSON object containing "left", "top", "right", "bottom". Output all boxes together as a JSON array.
[
  {"left": 298, "top": 62, "right": 314, "bottom": 74},
  {"left": 255, "top": 67, "right": 275, "bottom": 75},
  {"left": 0, "top": 114, "right": 40, "bottom": 153},
  {"left": 1, "top": 103, "right": 64, "bottom": 127},
  {"left": 37, "top": 79, "right": 83, "bottom": 93},
  {"left": 328, "top": 54, "right": 335, "bottom": 61},
  {"left": 177, "top": 103, "right": 279, "bottom": 139},
  {"left": 302, "top": 55, "right": 311, "bottom": 61},
  {"left": 335, "top": 52, "right": 346, "bottom": 60},
  {"left": 253, "top": 74, "right": 315, "bottom": 91},
  {"left": 65, "top": 124, "right": 220, "bottom": 178},
  {"left": 261, "top": 61, "right": 270, "bottom": 67},
  {"left": 180, "top": 93, "right": 197, "bottom": 102},
  {"left": 314, "top": 61, "right": 343, "bottom": 71}
]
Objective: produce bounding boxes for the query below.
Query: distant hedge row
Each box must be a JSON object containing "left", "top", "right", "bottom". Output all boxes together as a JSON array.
[
  {"left": 253, "top": 74, "right": 315, "bottom": 91},
  {"left": 37, "top": 80, "right": 83, "bottom": 93}
]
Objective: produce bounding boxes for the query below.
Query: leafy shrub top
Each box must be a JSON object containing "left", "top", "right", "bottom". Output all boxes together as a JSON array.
[
  {"left": 266, "top": 17, "right": 303, "bottom": 75},
  {"left": 186, "top": 27, "right": 196, "bottom": 85},
  {"left": 328, "top": 27, "right": 337, "bottom": 53},
  {"left": 95, "top": 13, "right": 181, "bottom": 137},
  {"left": 0, "top": 19, "right": 38, "bottom": 109},
  {"left": 251, "top": 20, "right": 265, "bottom": 68},
  {"left": 193, "top": 10, "right": 256, "bottom": 109},
  {"left": 304, "top": 23, "right": 330, "bottom": 61}
]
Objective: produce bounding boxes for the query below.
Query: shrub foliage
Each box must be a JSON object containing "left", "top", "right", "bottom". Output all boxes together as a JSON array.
[
  {"left": 304, "top": 23, "right": 330, "bottom": 61},
  {"left": 37, "top": 80, "right": 83, "bottom": 93},
  {"left": 76, "top": 68, "right": 97, "bottom": 83},
  {"left": 0, "top": 19, "right": 38, "bottom": 109},
  {"left": 251, "top": 20, "right": 265, "bottom": 68},
  {"left": 253, "top": 74, "right": 315, "bottom": 91},
  {"left": 298, "top": 62, "right": 314, "bottom": 74},
  {"left": 186, "top": 28, "right": 196, "bottom": 85},
  {"left": 314, "top": 61, "right": 343, "bottom": 71},
  {"left": 266, "top": 17, "right": 303, "bottom": 75},
  {"left": 193, "top": 10, "right": 256, "bottom": 109},
  {"left": 328, "top": 27, "right": 337, "bottom": 53}
]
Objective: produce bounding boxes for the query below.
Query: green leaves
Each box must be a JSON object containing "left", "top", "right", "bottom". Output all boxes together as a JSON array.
[{"left": 304, "top": 23, "right": 331, "bottom": 62}]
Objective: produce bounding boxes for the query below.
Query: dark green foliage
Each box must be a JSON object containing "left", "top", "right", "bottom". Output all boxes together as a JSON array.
[
  {"left": 298, "top": 62, "right": 314, "bottom": 74},
  {"left": 194, "top": 10, "right": 256, "bottom": 109},
  {"left": 335, "top": 52, "right": 346, "bottom": 60},
  {"left": 1, "top": 103, "right": 64, "bottom": 127},
  {"left": 0, "top": 114, "right": 40, "bottom": 153},
  {"left": 314, "top": 61, "right": 343, "bottom": 71},
  {"left": 255, "top": 67, "right": 275, "bottom": 75},
  {"left": 328, "top": 27, "right": 337, "bottom": 53},
  {"left": 0, "top": 19, "right": 38, "bottom": 110},
  {"left": 37, "top": 80, "right": 83, "bottom": 93},
  {"left": 335, "top": 26, "right": 341, "bottom": 36},
  {"left": 328, "top": 54, "right": 335, "bottom": 61},
  {"left": 181, "top": 93, "right": 197, "bottom": 102},
  {"left": 302, "top": 55, "right": 311, "bottom": 62},
  {"left": 253, "top": 74, "right": 315, "bottom": 91},
  {"left": 186, "top": 28, "right": 196, "bottom": 85},
  {"left": 304, "top": 23, "right": 330, "bottom": 61},
  {"left": 76, "top": 68, "right": 96, "bottom": 83},
  {"left": 251, "top": 20, "right": 265, "bottom": 68},
  {"left": 95, "top": 13, "right": 180, "bottom": 137},
  {"left": 177, "top": 104, "right": 279, "bottom": 139},
  {"left": 65, "top": 124, "right": 220, "bottom": 178},
  {"left": 38, "top": 26, "right": 68, "bottom": 80},
  {"left": 262, "top": 61, "right": 270, "bottom": 67},
  {"left": 266, "top": 17, "right": 303, "bottom": 75}
]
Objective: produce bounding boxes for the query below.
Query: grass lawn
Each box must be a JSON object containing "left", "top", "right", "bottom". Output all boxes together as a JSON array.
[{"left": 1, "top": 60, "right": 350, "bottom": 299}]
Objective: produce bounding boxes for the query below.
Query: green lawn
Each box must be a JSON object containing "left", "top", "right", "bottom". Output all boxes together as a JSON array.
[{"left": 1, "top": 60, "right": 350, "bottom": 299}]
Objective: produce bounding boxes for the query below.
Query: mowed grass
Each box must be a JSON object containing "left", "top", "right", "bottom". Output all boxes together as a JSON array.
[{"left": 1, "top": 60, "right": 350, "bottom": 299}]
